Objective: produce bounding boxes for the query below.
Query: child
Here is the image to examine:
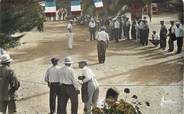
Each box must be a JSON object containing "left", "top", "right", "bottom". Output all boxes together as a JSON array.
[{"left": 150, "top": 31, "right": 160, "bottom": 47}]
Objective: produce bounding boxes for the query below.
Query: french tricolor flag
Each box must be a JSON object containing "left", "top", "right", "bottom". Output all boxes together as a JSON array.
[
  {"left": 71, "top": 0, "right": 81, "bottom": 15},
  {"left": 93, "top": 0, "right": 103, "bottom": 8},
  {"left": 45, "top": 0, "right": 56, "bottom": 13}
]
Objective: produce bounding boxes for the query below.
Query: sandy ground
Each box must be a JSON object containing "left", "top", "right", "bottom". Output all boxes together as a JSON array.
[{"left": 7, "top": 13, "right": 184, "bottom": 114}]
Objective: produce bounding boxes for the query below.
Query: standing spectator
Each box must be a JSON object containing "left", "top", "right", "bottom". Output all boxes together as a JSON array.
[
  {"left": 96, "top": 27, "right": 109, "bottom": 64},
  {"left": 175, "top": 22, "right": 184, "bottom": 54},
  {"left": 0, "top": 54, "right": 20, "bottom": 114},
  {"left": 78, "top": 61, "right": 99, "bottom": 114},
  {"left": 125, "top": 17, "right": 131, "bottom": 40},
  {"left": 89, "top": 20, "right": 96, "bottom": 41},
  {"left": 114, "top": 19, "right": 120, "bottom": 42},
  {"left": 136, "top": 20, "right": 141, "bottom": 42},
  {"left": 58, "top": 9, "right": 62, "bottom": 21},
  {"left": 67, "top": 20, "right": 73, "bottom": 49},
  {"left": 142, "top": 20, "right": 149, "bottom": 46},
  {"left": 45, "top": 58, "right": 61, "bottom": 114},
  {"left": 109, "top": 19, "right": 114, "bottom": 40},
  {"left": 168, "top": 21, "right": 176, "bottom": 52},
  {"left": 159, "top": 21, "right": 168, "bottom": 50},
  {"left": 0, "top": 47, "right": 6, "bottom": 57},
  {"left": 131, "top": 20, "right": 137, "bottom": 40},
  {"left": 121, "top": 16, "right": 126, "bottom": 39},
  {"left": 57, "top": 57, "right": 80, "bottom": 114}
]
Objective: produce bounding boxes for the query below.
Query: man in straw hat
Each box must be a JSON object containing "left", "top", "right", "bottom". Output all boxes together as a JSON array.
[
  {"left": 45, "top": 57, "right": 61, "bottom": 114},
  {"left": 0, "top": 54, "right": 20, "bottom": 114},
  {"left": 96, "top": 26, "right": 109, "bottom": 64},
  {"left": 57, "top": 56, "right": 80, "bottom": 114},
  {"left": 78, "top": 61, "right": 99, "bottom": 114}
]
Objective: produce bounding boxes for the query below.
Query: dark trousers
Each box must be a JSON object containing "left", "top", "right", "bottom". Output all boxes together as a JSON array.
[
  {"left": 114, "top": 28, "right": 119, "bottom": 42},
  {"left": 49, "top": 83, "right": 59, "bottom": 113},
  {"left": 97, "top": 41, "right": 107, "bottom": 63},
  {"left": 160, "top": 36, "right": 167, "bottom": 50},
  {"left": 125, "top": 29, "right": 130, "bottom": 40},
  {"left": 168, "top": 34, "right": 175, "bottom": 51},
  {"left": 176, "top": 37, "right": 183, "bottom": 53},
  {"left": 57, "top": 84, "right": 78, "bottom": 114},
  {"left": 0, "top": 100, "right": 16, "bottom": 113},
  {"left": 89, "top": 28, "right": 96, "bottom": 40}
]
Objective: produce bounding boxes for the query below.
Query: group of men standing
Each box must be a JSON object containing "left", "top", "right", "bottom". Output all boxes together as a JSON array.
[{"left": 45, "top": 57, "right": 99, "bottom": 114}]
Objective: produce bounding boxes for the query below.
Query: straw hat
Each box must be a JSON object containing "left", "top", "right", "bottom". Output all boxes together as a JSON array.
[
  {"left": 0, "top": 54, "right": 13, "bottom": 64},
  {"left": 63, "top": 56, "right": 74, "bottom": 64}
]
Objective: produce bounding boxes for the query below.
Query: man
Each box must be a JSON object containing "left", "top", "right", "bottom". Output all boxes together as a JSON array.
[
  {"left": 78, "top": 61, "right": 99, "bottom": 114},
  {"left": 67, "top": 20, "right": 73, "bottom": 49},
  {"left": 89, "top": 20, "right": 96, "bottom": 41},
  {"left": 0, "top": 54, "right": 20, "bottom": 114},
  {"left": 0, "top": 47, "right": 6, "bottom": 57},
  {"left": 159, "top": 21, "right": 168, "bottom": 50},
  {"left": 175, "top": 22, "right": 184, "bottom": 54},
  {"left": 142, "top": 20, "right": 149, "bottom": 46},
  {"left": 57, "top": 57, "right": 80, "bottom": 114},
  {"left": 125, "top": 17, "right": 131, "bottom": 40},
  {"left": 114, "top": 19, "right": 120, "bottom": 42},
  {"left": 96, "top": 27, "right": 109, "bottom": 64},
  {"left": 168, "top": 21, "right": 176, "bottom": 52},
  {"left": 45, "top": 58, "right": 61, "bottom": 114}
]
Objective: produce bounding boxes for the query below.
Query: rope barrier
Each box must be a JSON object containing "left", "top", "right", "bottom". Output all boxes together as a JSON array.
[{"left": 19, "top": 80, "right": 183, "bottom": 87}]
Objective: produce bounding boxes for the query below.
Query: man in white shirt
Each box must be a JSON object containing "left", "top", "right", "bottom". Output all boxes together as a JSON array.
[
  {"left": 89, "top": 20, "right": 96, "bottom": 41},
  {"left": 45, "top": 58, "right": 61, "bottom": 114},
  {"left": 125, "top": 17, "right": 131, "bottom": 40},
  {"left": 96, "top": 27, "right": 109, "bottom": 63},
  {"left": 168, "top": 21, "right": 176, "bottom": 52},
  {"left": 175, "top": 22, "right": 183, "bottom": 54},
  {"left": 67, "top": 20, "right": 73, "bottom": 49},
  {"left": 114, "top": 19, "right": 120, "bottom": 43},
  {"left": 57, "top": 57, "right": 80, "bottom": 114},
  {"left": 78, "top": 61, "right": 99, "bottom": 114}
]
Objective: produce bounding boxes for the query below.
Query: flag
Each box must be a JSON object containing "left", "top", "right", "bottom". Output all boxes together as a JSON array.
[
  {"left": 93, "top": 0, "right": 103, "bottom": 8},
  {"left": 71, "top": 0, "right": 81, "bottom": 15},
  {"left": 45, "top": 0, "right": 56, "bottom": 13}
]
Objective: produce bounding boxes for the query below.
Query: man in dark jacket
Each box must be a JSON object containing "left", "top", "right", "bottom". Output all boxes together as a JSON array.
[
  {"left": 0, "top": 54, "right": 20, "bottom": 114},
  {"left": 160, "top": 21, "right": 168, "bottom": 50}
]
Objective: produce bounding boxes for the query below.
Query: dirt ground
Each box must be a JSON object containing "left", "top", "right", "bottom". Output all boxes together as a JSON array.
[{"left": 8, "top": 13, "right": 184, "bottom": 114}]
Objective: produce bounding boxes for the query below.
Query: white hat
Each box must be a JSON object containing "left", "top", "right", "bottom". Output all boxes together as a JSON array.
[
  {"left": 63, "top": 56, "right": 74, "bottom": 64},
  {"left": 0, "top": 54, "right": 13, "bottom": 64}
]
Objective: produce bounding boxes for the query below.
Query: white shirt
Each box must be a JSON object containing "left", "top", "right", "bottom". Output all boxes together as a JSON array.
[
  {"left": 114, "top": 20, "right": 120, "bottom": 29},
  {"left": 152, "top": 34, "right": 159, "bottom": 40},
  {"left": 45, "top": 65, "right": 61, "bottom": 83},
  {"left": 67, "top": 23, "right": 72, "bottom": 32},
  {"left": 96, "top": 31, "right": 109, "bottom": 42},
  {"left": 58, "top": 66, "right": 80, "bottom": 90},
  {"left": 82, "top": 66, "right": 99, "bottom": 87},
  {"left": 89, "top": 21, "right": 96, "bottom": 28},
  {"left": 175, "top": 26, "right": 183, "bottom": 38}
]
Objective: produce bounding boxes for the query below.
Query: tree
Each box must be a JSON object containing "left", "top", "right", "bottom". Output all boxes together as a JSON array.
[{"left": 0, "top": 0, "right": 43, "bottom": 49}]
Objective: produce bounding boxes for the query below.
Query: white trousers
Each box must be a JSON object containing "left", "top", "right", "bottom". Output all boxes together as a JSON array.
[{"left": 68, "top": 32, "right": 73, "bottom": 49}]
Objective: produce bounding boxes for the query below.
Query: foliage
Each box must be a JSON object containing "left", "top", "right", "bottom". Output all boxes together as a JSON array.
[{"left": 0, "top": 0, "right": 43, "bottom": 49}]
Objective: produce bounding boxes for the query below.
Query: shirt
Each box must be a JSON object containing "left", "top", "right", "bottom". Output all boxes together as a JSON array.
[
  {"left": 58, "top": 66, "right": 80, "bottom": 90},
  {"left": 0, "top": 48, "right": 5, "bottom": 56},
  {"left": 67, "top": 23, "right": 72, "bottom": 32},
  {"left": 44, "top": 65, "right": 61, "bottom": 83},
  {"left": 96, "top": 31, "right": 109, "bottom": 42},
  {"left": 152, "top": 34, "right": 159, "bottom": 40},
  {"left": 82, "top": 66, "right": 99, "bottom": 88},
  {"left": 114, "top": 20, "right": 120, "bottom": 29},
  {"left": 175, "top": 26, "right": 183, "bottom": 38},
  {"left": 89, "top": 22, "right": 96, "bottom": 28}
]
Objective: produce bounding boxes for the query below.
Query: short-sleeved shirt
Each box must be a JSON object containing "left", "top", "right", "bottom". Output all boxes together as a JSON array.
[
  {"left": 58, "top": 66, "right": 80, "bottom": 90},
  {"left": 44, "top": 65, "right": 61, "bottom": 83},
  {"left": 96, "top": 31, "right": 109, "bottom": 42}
]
